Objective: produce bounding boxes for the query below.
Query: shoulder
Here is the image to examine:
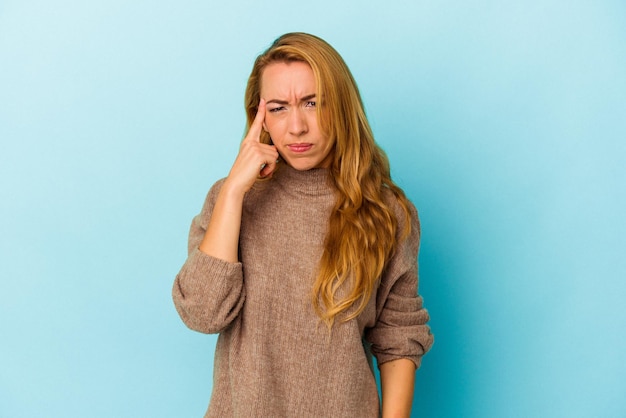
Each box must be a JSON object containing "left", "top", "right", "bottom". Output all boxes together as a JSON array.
[
  {"left": 201, "top": 178, "right": 227, "bottom": 211},
  {"left": 381, "top": 187, "right": 420, "bottom": 241},
  {"left": 200, "top": 177, "right": 280, "bottom": 215},
  {"left": 192, "top": 178, "right": 228, "bottom": 230}
]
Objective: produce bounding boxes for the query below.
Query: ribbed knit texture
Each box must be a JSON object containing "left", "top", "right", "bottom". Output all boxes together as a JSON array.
[{"left": 173, "top": 164, "right": 433, "bottom": 418}]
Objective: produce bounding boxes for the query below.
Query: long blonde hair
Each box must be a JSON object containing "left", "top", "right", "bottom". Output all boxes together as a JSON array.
[{"left": 244, "top": 33, "right": 412, "bottom": 327}]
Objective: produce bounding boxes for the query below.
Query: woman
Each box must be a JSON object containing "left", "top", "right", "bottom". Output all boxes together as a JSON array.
[{"left": 173, "top": 32, "right": 433, "bottom": 418}]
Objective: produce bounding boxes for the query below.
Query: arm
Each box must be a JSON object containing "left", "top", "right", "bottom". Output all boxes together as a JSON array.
[
  {"left": 380, "top": 358, "right": 416, "bottom": 418},
  {"left": 365, "top": 201, "right": 433, "bottom": 412},
  {"left": 197, "top": 181, "right": 245, "bottom": 263},
  {"left": 172, "top": 100, "right": 278, "bottom": 333},
  {"left": 172, "top": 186, "right": 246, "bottom": 334},
  {"left": 199, "top": 99, "right": 278, "bottom": 262}
]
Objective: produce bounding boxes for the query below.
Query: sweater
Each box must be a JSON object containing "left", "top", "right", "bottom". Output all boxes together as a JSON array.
[{"left": 172, "top": 164, "right": 433, "bottom": 418}]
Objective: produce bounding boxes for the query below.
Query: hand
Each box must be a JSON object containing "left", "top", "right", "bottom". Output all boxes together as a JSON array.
[{"left": 224, "top": 99, "right": 279, "bottom": 194}]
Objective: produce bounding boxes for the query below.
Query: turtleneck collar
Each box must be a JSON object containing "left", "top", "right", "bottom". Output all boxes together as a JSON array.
[{"left": 271, "top": 162, "right": 335, "bottom": 197}]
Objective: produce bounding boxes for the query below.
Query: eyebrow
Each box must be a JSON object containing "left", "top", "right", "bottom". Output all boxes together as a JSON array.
[{"left": 266, "top": 93, "right": 316, "bottom": 105}]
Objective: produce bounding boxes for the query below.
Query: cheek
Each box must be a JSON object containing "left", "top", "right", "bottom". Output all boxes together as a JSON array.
[
  {"left": 308, "top": 112, "right": 325, "bottom": 137},
  {"left": 263, "top": 118, "right": 282, "bottom": 139},
  {"left": 308, "top": 113, "right": 328, "bottom": 142}
]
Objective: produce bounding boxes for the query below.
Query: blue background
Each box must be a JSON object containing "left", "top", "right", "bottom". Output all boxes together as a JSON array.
[{"left": 1, "top": 1, "right": 624, "bottom": 417}]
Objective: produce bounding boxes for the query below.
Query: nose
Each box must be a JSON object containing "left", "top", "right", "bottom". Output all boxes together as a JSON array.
[{"left": 287, "top": 108, "right": 308, "bottom": 136}]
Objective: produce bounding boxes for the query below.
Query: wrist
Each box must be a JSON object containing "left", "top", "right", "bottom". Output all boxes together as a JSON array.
[{"left": 221, "top": 177, "right": 250, "bottom": 199}]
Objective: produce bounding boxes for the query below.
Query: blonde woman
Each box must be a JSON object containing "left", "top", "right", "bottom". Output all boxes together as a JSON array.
[{"left": 173, "top": 32, "right": 433, "bottom": 418}]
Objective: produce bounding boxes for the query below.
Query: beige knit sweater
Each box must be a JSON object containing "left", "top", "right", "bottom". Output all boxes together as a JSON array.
[{"left": 173, "top": 164, "right": 433, "bottom": 418}]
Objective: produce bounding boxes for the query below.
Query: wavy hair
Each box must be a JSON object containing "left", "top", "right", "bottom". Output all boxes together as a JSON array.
[{"left": 244, "top": 33, "right": 412, "bottom": 328}]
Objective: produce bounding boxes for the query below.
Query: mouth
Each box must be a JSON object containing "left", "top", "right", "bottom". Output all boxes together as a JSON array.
[{"left": 286, "top": 143, "right": 313, "bottom": 153}]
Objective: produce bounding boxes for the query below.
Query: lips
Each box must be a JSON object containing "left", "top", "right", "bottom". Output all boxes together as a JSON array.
[{"left": 287, "top": 143, "right": 313, "bottom": 153}]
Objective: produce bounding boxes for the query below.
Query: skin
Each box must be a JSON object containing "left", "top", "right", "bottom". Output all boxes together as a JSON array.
[
  {"left": 380, "top": 358, "right": 417, "bottom": 418},
  {"left": 261, "top": 61, "right": 334, "bottom": 171},
  {"left": 198, "top": 60, "right": 415, "bottom": 418}
]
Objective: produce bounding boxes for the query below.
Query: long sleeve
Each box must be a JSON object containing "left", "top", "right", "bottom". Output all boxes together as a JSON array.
[
  {"left": 172, "top": 180, "right": 246, "bottom": 334},
  {"left": 365, "top": 201, "right": 434, "bottom": 369}
]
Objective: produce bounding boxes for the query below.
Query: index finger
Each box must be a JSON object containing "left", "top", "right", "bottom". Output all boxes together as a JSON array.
[{"left": 246, "top": 99, "right": 266, "bottom": 142}]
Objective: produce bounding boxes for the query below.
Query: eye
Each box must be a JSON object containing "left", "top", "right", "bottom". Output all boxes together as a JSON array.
[
  {"left": 305, "top": 101, "right": 316, "bottom": 108},
  {"left": 268, "top": 106, "right": 286, "bottom": 113}
]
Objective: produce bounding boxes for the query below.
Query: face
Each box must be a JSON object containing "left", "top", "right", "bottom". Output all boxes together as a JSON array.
[{"left": 260, "top": 61, "right": 333, "bottom": 171}]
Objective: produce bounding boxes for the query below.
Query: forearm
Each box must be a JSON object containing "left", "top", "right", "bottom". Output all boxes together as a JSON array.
[
  {"left": 379, "top": 358, "right": 416, "bottom": 418},
  {"left": 199, "top": 180, "right": 245, "bottom": 263}
]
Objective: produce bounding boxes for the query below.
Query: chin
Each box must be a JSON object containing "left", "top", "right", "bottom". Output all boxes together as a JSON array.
[
  {"left": 289, "top": 164, "right": 314, "bottom": 171},
  {"left": 284, "top": 159, "right": 318, "bottom": 171}
]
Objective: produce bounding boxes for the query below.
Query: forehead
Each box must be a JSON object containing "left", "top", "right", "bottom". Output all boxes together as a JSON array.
[{"left": 260, "top": 61, "right": 316, "bottom": 97}]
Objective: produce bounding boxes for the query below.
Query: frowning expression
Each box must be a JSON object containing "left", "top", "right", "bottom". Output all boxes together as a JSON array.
[{"left": 261, "top": 61, "right": 333, "bottom": 171}]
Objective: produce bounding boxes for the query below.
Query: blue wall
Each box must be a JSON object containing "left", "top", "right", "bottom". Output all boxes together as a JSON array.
[{"left": 1, "top": 1, "right": 624, "bottom": 417}]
